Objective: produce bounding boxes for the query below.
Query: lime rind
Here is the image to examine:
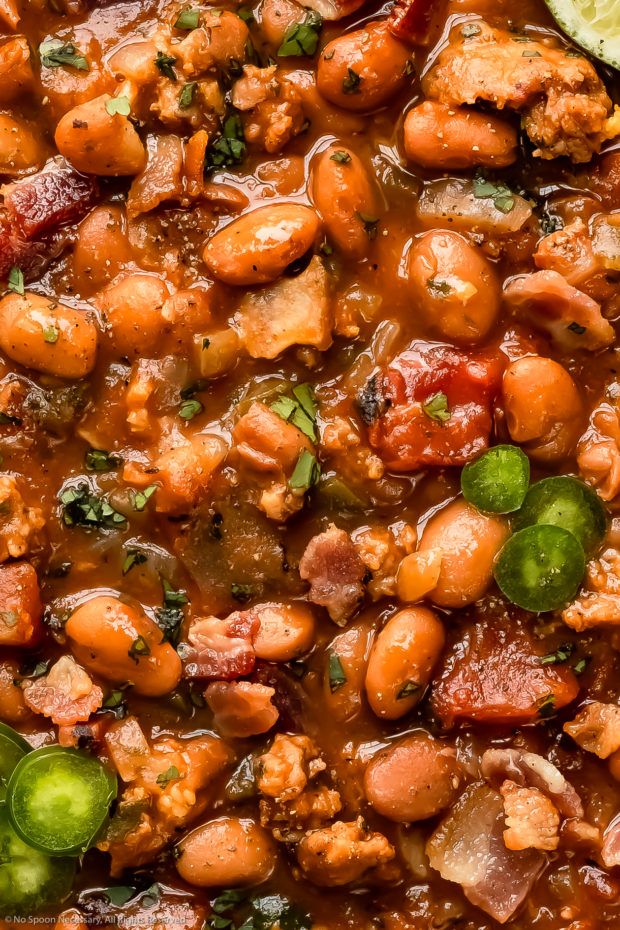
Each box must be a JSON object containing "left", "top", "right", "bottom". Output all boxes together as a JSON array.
[{"left": 545, "top": 0, "right": 620, "bottom": 69}]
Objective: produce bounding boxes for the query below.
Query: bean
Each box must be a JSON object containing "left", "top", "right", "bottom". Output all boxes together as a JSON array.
[
  {"left": 73, "top": 205, "right": 132, "bottom": 288},
  {"left": 365, "top": 607, "right": 445, "bottom": 719},
  {"left": 55, "top": 95, "right": 146, "bottom": 176},
  {"left": 65, "top": 595, "right": 182, "bottom": 697},
  {"left": 310, "top": 144, "right": 381, "bottom": 258},
  {"left": 203, "top": 204, "right": 321, "bottom": 285},
  {"left": 323, "top": 623, "right": 373, "bottom": 723},
  {"left": 364, "top": 733, "right": 462, "bottom": 821},
  {"left": 502, "top": 355, "right": 584, "bottom": 462},
  {"left": 0, "top": 292, "right": 97, "bottom": 379},
  {"left": 176, "top": 817, "right": 276, "bottom": 887},
  {"left": 407, "top": 230, "right": 500, "bottom": 343},
  {"left": 317, "top": 22, "right": 411, "bottom": 112},
  {"left": 96, "top": 273, "right": 169, "bottom": 357},
  {"left": 260, "top": 0, "right": 305, "bottom": 47},
  {"left": 252, "top": 602, "right": 316, "bottom": 661},
  {"left": 0, "top": 114, "right": 42, "bottom": 174},
  {"left": 403, "top": 102, "right": 517, "bottom": 169},
  {"left": 418, "top": 499, "right": 509, "bottom": 608},
  {"left": 0, "top": 659, "right": 31, "bottom": 723}
]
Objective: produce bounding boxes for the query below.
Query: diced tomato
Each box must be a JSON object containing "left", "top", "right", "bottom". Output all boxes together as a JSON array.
[
  {"left": 3, "top": 160, "right": 99, "bottom": 239},
  {"left": 365, "top": 342, "right": 503, "bottom": 472},
  {"left": 431, "top": 616, "right": 579, "bottom": 726},
  {"left": 388, "top": 0, "right": 439, "bottom": 44},
  {"left": 181, "top": 612, "right": 259, "bottom": 680},
  {"left": 0, "top": 561, "right": 42, "bottom": 647}
]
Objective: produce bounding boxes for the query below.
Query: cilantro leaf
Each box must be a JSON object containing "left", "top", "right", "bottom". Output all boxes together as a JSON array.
[
  {"left": 60, "top": 483, "right": 126, "bottom": 529},
  {"left": 175, "top": 7, "right": 201, "bottom": 29},
  {"left": 155, "top": 50, "right": 177, "bottom": 80},
  {"left": 288, "top": 450, "right": 320, "bottom": 491},
  {"left": 105, "top": 95, "right": 131, "bottom": 116},
  {"left": 7, "top": 266, "right": 24, "bottom": 296},
  {"left": 422, "top": 392, "right": 451, "bottom": 424},
  {"left": 328, "top": 652, "right": 346, "bottom": 692},
  {"left": 39, "top": 39, "right": 88, "bottom": 71},
  {"left": 85, "top": 448, "right": 122, "bottom": 472},
  {"left": 277, "top": 10, "right": 322, "bottom": 57}
]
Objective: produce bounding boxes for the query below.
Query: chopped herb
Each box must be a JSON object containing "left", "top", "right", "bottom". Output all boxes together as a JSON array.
[
  {"left": 427, "top": 276, "right": 452, "bottom": 297},
  {"left": 277, "top": 10, "right": 323, "bottom": 57},
  {"left": 156, "top": 764, "right": 181, "bottom": 787},
  {"left": 202, "top": 336, "right": 211, "bottom": 349},
  {"left": 85, "top": 448, "right": 122, "bottom": 472},
  {"left": 155, "top": 578, "right": 188, "bottom": 645},
  {"left": 179, "top": 397, "right": 203, "bottom": 420},
  {"left": 42, "top": 324, "right": 59, "bottom": 344},
  {"left": 250, "top": 894, "right": 312, "bottom": 930},
  {"left": 122, "top": 548, "right": 147, "bottom": 575},
  {"left": 208, "top": 889, "right": 246, "bottom": 930},
  {"left": 128, "top": 635, "right": 151, "bottom": 662},
  {"left": 292, "top": 383, "right": 317, "bottom": 420},
  {"left": 0, "top": 411, "right": 22, "bottom": 426},
  {"left": 461, "top": 22, "right": 481, "bottom": 37},
  {"left": 540, "top": 643, "right": 575, "bottom": 665},
  {"left": 473, "top": 173, "right": 515, "bottom": 214},
  {"left": 540, "top": 210, "right": 564, "bottom": 235},
  {"left": 154, "top": 50, "right": 177, "bottom": 80},
  {"left": 179, "top": 81, "right": 197, "bottom": 109},
  {"left": 573, "top": 656, "right": 591, "bottom": 675},
  {"left": 330, "top": 150, "right": 351, "bottom": 164},
  {"left": 342, "top": 67, "right": 361, "bottom": 94},
  {"left": 328, "top": 652, "right": 346, "bottom": 692},
  {"left": 289, "top": 449, "right": 320, "bottom": 491},
  {"left": 320, "top": 239, "right": 333, "bottom": 256},
  {"left": 357, "top": 212, "right": 379, "bottom": 239},
  {"left": 231, "top": 582, "right": 254, "bottom": 603},
  {"left": 271, "top": 385, "right": 317, "bottom": 441},
  {"left": 422, "top": 391, "right": 451, "bottom": 424},
  {"left": 131, "top": 484, "right": 158, "bottom": 511},
  {"left": 175, "top": 7, "right": 201, "bottom": 29},
  {"left": 538, "top": 693, "right": 556, "bottom": 718},
  {"left": 105, "top": 95, "right": 131, "bottom": 116},
  {"left": 39, "top": 39, "right": 88, "bottom": 71},
  {"left": 7, "top": 266, "right": 24, "bottom": 296},
  {"left": 237, "top": 5, "right": 255, "bottom": 22},
  {"left": 101, "top": 689, "right": 128, "bottom": 719},
  {"left": 568, "top": 321, "right": 586, "bottom": 335},
  {"left": 18, "top": 659, "right": 50, "bottom": 680},
  {"left": 60, "top": 484, "right": 126, "bottom": 529},
  {"left": 225, "top": 755, "right": 257, "bottom": 801},
  {"left": 205, "top": 113, "right": 246, "bottom": 172},
  {"left": 397, "top": 680, "right": 420, "bottom": 700}
]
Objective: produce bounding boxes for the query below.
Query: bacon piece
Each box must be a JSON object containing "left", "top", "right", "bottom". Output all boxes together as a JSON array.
[
  {"left": 3, "top": 159, "right": 99, "bottom": 239},
  {"left": 127, "top": 134, "right": 183, "bottom": 219},
  {"left": 299, "top": 524, "right": 367, "bottom": 625},
  {"left": 365, "top": 342, "right": 503, "bottom": 471},
  {"left": 22, "top": 655, "right": 103, "bottom": 726},
  {"left": 431, "top": 617, "right": 579, "bottom": 726},
  {"left": 205, "top": 680, "right": 278, "bottom": 738},
  {"left": 388, "top": 0, "right": 437, "bottom": 44},
  {"left": 601, "top": 814, "right": 620, "bottom": 869},
  {"left": 481, "top": 748, "right": 583, "bottom": 818},
  {"left": 0, "top": 560, "right": 42, "bottom": 647},
  {"left": 427, "top": 782, "right": 544, "bottom": 924},
  {"left": 563, "top": 701, "right": 620, "bottom": 759},
  {"left": 181, "top": 612, "right": 258, "bottom": 679},
  {"left": 500, "top": 780, "right": 560, "bottom": 852}
]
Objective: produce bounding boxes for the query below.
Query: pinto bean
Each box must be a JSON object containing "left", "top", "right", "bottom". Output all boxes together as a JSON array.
[
  {"left": 408, "top": 230, "right": 500, "bottom": 343},
  {"left": 403, "top": 102, "right": 517, "bottom": 169},
  {"left": 0, "top": 292, "right": 97, "bottom": 378},
  {"left": 96, "top": 273, "right": 169, "bottom": 357},
  {"left": 203, "top": 204, "right": 321, "bottom": 285},
  {"left": 0, "top": 658, "right": 31, "bottom": 723},
  {"left": 364, "top": 733, "right": 462, "bottom": 821},
  {"left": 323, "top": 623, "right": 373, "bottom": 723},
  {"left": 310, "top": 144, "right": 381, "bottom": 258},
  {"left": 252, "top": 602, "right": 316, "bottom": 661},
  {"left": 417, "top": 499, "right": 509, "bottom": 608},
  {"left": 0, "top": 114, "right": 42, "bottom": 174},
  {"left": 260, "top": 0, "right": 305, "bottom": 47},
  {"left": 65, "top": 595, "right": 182, "bottom": 697},
  {"left": 502, "top": 356, "right": 584, "bottom": 462},
  {"left": 73, "top": 205, "right": 133, "bottom": 288},
  {"left": 365, "top": 607, "right": 445, "bottom": 719},
  {"left": 176, "top": 817, "right": 277, "bottom": 887},
  {"left": 55, "top": 94, "right": 146, "bottom": 176},
  {"left": 317, "top": 22, "right": 411, "bottom": 112}
]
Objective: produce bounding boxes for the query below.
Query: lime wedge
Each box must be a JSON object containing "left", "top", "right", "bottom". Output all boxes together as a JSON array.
[{"left": 545, "top": 0, "right": 620, "bottom": 68}]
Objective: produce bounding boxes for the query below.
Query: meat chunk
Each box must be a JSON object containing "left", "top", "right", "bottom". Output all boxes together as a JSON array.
[
  {"left": 0, "top": 560, "right": 42, "bottom": 646},
  {"left": 500, "top": 780, "right": 560, "bottom": 852},
  {"left": 232, "top": 66, "right": 305, "bottom": 152},
  {"left": 22, "top": 655, "right": 103, "bottom": 726},
  {"left": 0, "top": 475, "right": 45, "bottom": 562},
  {"left": 481, "top": 748, "right": 583, "bottom": 818},
  {"left": 534, "top": 219, "right": 599, "bottom": 287},
  {"left": 578, "top": 389, "right": 620, "bottom": 502},
  {"left": 365, "top": 343, "right": 503, "bottom": 471},
  {"left": 261, "top": 784, "right": 342, "bottom": 842},
  {"left": 126, "top": 134, "right": 183, "bottom": 219},
  {"left": 236, "top": 257, "right": 333, "bottom": 359},
  {"left": 563, "top": 702, "right": 620, "bottom": 759},
  {"left": 3, "top": 159, "right": 99, "bottom": 240},
  {"left": 353, "top": 523, "right": 416, "bottom": 601},
  {"left": 563, "top": 548, "right": 620, "bottom": 631},
  {"left": 205, "top": 681, "right": 279, "bottom": 738},
  {"left": 299, "top": 524, "right": 367, "bottom": 625},
  {"left": 601, "top": 816, "right": 620, "bottom": 869},
  {"left": 423, "top": 23, "right": 617, "bottom": 162},
  {"left": 503, "top": 271, "right": 614, "bottom": 353},
  {"left": 257, "top": 733, "right": 325, "bottom": 802},
  {"left": 297, "top": 818, "right": 395, "bottom": 886},
  {"left": 431, "top": 616, "right": 579, "bottom": 726},
  {"left": 181, "top": 613, "right": 258, "bottom": 680}
]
